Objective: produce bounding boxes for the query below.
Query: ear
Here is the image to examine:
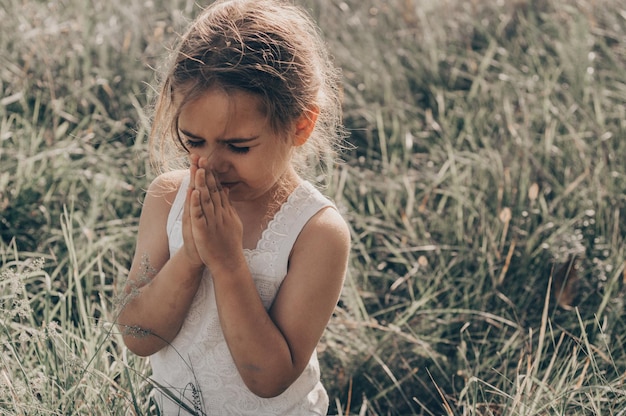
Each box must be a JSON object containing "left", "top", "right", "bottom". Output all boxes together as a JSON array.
[{"left": 293, "top": 106, "right": 319, "bottom": 147}]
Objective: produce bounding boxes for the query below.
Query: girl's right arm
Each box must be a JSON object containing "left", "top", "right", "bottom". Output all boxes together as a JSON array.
[{"left": 117, "top": 170, "right": 205, "bottom": 356}]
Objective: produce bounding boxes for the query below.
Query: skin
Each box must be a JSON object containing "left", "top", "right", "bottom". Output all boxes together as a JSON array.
[{"left": 117, "top": 88, "right": 351, "bottom": 398}]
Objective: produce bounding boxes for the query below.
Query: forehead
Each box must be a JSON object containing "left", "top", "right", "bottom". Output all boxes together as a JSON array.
[
  {"left": 179, "top": 87, "right": 266, "bottom": 117},
  {"left": 177, "top": 88, "right": 269, "bottom": 135}
]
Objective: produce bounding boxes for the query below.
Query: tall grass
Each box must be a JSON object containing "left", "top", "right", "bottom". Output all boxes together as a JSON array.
[{"left": 1, "top": 0, "right": 625, "bottom": 414}]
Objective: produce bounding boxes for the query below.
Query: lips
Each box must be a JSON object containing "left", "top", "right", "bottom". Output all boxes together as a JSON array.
[{"left": 219, "top": 181, "right": 238, "bottom": 190}]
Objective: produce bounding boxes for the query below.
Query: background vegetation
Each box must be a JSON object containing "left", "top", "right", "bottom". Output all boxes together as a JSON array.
[{"left": 1, "top": 0, "right": 625, "bottom": 414}]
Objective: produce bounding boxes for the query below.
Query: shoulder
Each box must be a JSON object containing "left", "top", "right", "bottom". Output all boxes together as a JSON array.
[
  {"left": 293, "top": 204, "right": 351, "bottom": 264},
  {"left": 295, "top": 182, "right": 350, "bottom": 252},
  {"left": 145, "top": 169, "right": 188, "bottom": 202},
  {"left": 308, "top": 206, "right": 350, "bottom": 241},
  {"left": 139, "top": 169, "right": 188, "bottom": 219}
]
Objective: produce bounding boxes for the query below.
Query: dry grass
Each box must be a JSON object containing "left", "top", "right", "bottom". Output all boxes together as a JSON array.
[{"left": 1, "top": 0, "right": 625, "bottom": 414}]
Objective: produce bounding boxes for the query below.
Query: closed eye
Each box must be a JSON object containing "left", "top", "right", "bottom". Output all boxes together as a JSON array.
[
  {"left": 184, "top": 138, "right": 205, "bottom": 148},
  {"left": 178, "top": 128, "right": 256, "bottom": 153},
  {"left": 178, "top": 130, "right": 205, "bottom": 149},
  {"left": 228, "top": 144, "right": 250, "bottom": 154}
]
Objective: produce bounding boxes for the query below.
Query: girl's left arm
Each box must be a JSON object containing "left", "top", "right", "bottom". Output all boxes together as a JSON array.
[
  {"left": 214, "top": 208, "right": 350, "bottom": 398},
  {"left": 189, "top": 165, "right": 350, "bottom": 398}
]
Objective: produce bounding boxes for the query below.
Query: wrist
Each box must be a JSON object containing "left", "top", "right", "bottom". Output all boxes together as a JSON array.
[
  {"left": 207, "top": 252, "right": 248, "bottom": 280},
  {"left": 174, "top": 249, "right": 205, "bottom": 279}
]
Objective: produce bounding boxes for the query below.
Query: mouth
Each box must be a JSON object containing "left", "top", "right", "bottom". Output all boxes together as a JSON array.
[{"left": 219, "top": 181, "right": 238, "bottom": 190}]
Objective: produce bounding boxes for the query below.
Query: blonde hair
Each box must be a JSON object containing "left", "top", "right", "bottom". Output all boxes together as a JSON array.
[{"left": 149, "top": 0, "right": 343, "bottom": 177}]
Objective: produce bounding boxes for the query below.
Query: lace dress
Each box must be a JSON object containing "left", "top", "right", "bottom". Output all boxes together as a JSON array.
[{"left": 150, "top": 175, "right": 334, "bottom": 415}]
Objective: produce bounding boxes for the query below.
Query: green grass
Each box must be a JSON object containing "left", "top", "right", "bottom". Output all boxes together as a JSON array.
[{"left": 1, "top": 0, "right": 625, "bottom": 414}]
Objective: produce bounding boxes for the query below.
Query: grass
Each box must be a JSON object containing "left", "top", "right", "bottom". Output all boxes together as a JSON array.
[{"left": 1, "top": 0, "right": 626, "bottom": 414}]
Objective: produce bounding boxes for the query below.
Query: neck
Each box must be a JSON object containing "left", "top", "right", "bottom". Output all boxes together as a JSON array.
[{"left": 233, "top": 167, "right": 301, "bottom": 217}]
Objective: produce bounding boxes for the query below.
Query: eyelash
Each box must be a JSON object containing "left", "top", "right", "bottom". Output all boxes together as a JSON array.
[
  {"left": 228, "top": 145, "right": 250, "bottom": 154},
  {"left": 183, "top": 139, "right": 250, "bottom": 154},
  {"left": 184, "top": 139, "right": 204, "bottom": 148}
]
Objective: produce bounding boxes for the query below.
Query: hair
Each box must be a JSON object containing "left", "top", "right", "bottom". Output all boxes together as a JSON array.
[{"left": 148, "top": 0, "right": 344, "bottom": 178}]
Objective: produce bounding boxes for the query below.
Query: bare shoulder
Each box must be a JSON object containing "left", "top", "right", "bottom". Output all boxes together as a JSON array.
[
  {"left": 293, "top": 206, "right": 351, "bottom": 262},
  {"left": 306, "top": 206, "right": 350, "bottom": 241},
  {"left": 144, "top": 169, "right": 188, "bottom": 206},
  {"left": 136, "top": 169, "right": 188, "bottom": 240}
]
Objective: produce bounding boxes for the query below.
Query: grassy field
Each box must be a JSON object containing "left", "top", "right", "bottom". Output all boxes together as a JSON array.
[{"left": 1, "top": 0, "right": 625, "bottom": 414}]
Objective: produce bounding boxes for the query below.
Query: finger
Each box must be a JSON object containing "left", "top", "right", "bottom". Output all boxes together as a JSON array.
[
  {"left": 206, "top": 169, "right": 223, "bottom": 208},
  {"left": 197, "top": 158, "right": 218, "bottom": 193},
  {"left": 189, "top": 156, "right": 199, "bottom": 190},
  {"left": 195, "top": 168, "right": 215, "bottom": 218},
  {"left": 189, "top": 168, "right": 196, "bottom": 191},
  {"left": 190, "top": 188, "right": 208, "bottom": 225},
  {"left": 222, "top": 186, "right": 231, "bottom": 208},
  {"left": 182, "top": 187, "right": 191, "bottom": 228}
]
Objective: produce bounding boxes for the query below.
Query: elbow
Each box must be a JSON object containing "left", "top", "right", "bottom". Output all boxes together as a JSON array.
[
  {"left": 243, "top": 373, "right": 293, "bottom": 398},
  {"left": 123, "top": 340, "right": 158, "bottom": 357},
  {"left": 241, "top": 356, "right": 304, "bottom": 398},
  {"left": 122, "top": 337, "right": 162, "bottom": 357},
  {"left": 119, "top": 324, "right": 163, "bottom": 357},
  {"left": 248, "top": 384, "right": 289, "bottom": 399}
]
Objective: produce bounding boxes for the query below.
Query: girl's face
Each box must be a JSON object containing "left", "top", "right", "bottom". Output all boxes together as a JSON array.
[{"left": 177, "top": 88, "right": 296, "bottom": 203}]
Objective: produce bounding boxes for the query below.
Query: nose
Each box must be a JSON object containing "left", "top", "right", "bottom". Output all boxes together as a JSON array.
[{"left": 205, "top": 148, "right": 229, "bottom": 173}]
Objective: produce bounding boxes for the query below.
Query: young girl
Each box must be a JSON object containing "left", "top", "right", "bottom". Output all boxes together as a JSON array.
[{"left": 117, "top": 0, "right": 350, "bottom": 414}]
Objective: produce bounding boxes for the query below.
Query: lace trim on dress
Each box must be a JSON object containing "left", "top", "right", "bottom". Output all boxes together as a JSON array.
[{"left": 244, "top": 182, "right": 324, "bottom": 277}]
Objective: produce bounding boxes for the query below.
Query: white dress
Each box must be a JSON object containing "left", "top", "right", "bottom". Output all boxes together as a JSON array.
[{"left": 150, "top": 175, "right": 334, "bottom": 415}]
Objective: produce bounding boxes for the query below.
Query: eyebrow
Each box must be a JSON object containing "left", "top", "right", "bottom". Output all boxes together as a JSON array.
[{"left": 179, "top": 129, "right": 258, "bottom": 144}]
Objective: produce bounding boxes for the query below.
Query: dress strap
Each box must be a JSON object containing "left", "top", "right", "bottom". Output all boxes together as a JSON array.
[
  {"left": 166, "top": 174, "right": 190, "bottom": 239},
  {"left": 269, "top": 181, "right": 336, "bottom": 277}
]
